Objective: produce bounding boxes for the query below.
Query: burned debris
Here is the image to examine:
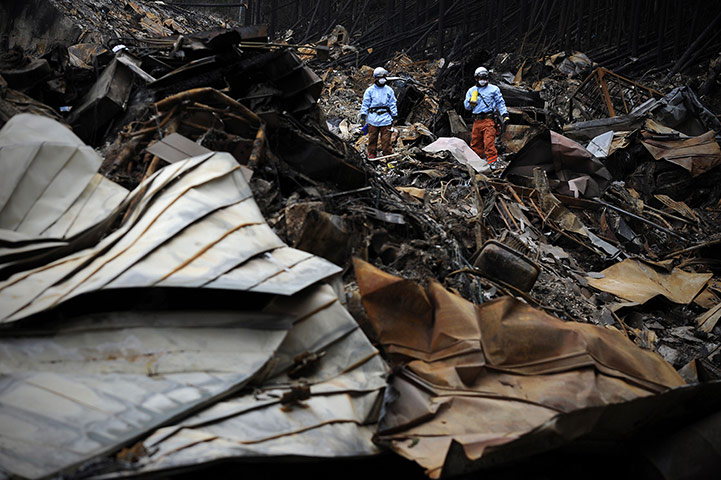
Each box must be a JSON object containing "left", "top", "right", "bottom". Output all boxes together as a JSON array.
[{"left": 2, "top": 1, "right": 721, "bottom": 479}]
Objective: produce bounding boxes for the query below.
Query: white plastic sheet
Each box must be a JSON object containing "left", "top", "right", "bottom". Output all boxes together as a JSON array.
[{"left": 423, "top": 137, "right": 490, "bottom": 173}]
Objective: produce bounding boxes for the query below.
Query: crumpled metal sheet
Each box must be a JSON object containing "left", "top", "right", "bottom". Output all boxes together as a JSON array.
[
  {"left": 564, "top": 86, "right": 721, "bottom": 143},
  {"left": 587, "top": 258, "right": 712, "bottom": 304},
  {"left": 0, "top": 114, "right": 126, "bottom": 238},
  {"left": 92, "top": 283, "right": 388, "bottom": 477},
  {"left": 0, "top": 150, "right": 341, "bottom": 324},
  {"left": 443, "top": 380, "right": 721, "bottom": 478},
  {"left": 641, "top": 130, "right": 721, "bottom": 177},
  {"left": 354, "top": 259, "right": 684, "bottom": 478},
  {"left": 503, "top": 130, "right": 612, "bottom": 199},
  {"left": 0, "top": 309, "right": 293, "bottom": 479},
  {"left": 0, "top": 116, "right": 374, "bottom": 478},
  {"left": 648, "top": 86, "right": 721, "bottom": 139},
  {"left": 501, "top": 124, "right": 544, "bottom": 154},
  {"left": 43, "top": 173, "right": 128, "bottom": 240}
]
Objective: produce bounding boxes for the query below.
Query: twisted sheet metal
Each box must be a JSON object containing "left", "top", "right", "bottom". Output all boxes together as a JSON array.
[
  {"left": 354, "top": 259, "right": 685, "bottom": 478},
  {"left": 0, "top": 148, "right": 340, "bottom": 324}
]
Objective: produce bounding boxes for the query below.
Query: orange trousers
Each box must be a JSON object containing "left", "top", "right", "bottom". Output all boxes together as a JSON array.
[{"left": 471, "top": 118, "right": 498, "bottom": 163}]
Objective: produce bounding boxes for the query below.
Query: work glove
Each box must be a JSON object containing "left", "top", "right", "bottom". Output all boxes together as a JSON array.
[
  {"left": 499, "top": 116, "right": 509, "bottom": 136},
  {"left": 360, "top": 114, "right": 367, "bottom": 125}
]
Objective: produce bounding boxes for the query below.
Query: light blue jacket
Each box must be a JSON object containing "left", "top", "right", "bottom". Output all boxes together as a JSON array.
[
  {"left": 464, "top": 83, "right": 508, "bottom": 116},
  {"left": 360, "top": 84, "right": 398, "bottom": 127}
]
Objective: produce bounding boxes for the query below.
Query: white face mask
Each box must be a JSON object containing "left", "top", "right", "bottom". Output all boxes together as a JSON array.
[
  {"left": 377, "top": 78, "right": 387, "bottom": 85},
  {"left": 477, "top": 79, "right": 488, "bottom": 87}
]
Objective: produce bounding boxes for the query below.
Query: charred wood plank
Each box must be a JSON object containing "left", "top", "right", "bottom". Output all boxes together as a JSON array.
[{"left": 665, "top": 9, "right": 721, "bottom": 80}]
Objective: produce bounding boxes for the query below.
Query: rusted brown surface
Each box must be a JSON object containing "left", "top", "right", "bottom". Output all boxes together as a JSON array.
[
  {"left": 355, "top": 259, "right": 684, "bottom": 478},
  {"left": 641, "top": 129, "right": 721, "bottom": 177},
  {"left": 587, "top": 258, "right": 713, "bottom": 304}
]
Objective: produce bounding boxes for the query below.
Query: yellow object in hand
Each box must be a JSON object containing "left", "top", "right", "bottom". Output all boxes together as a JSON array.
[{"left": 470, "top": 89, "right": 479, "bottom": 103}]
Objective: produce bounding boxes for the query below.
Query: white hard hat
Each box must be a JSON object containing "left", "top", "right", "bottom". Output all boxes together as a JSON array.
[
  {"left": 373, "top": 67, "right": 389, "bottom": 78},
  {"left": 474, "top": 66, "right": 488, "bottom": 77}
]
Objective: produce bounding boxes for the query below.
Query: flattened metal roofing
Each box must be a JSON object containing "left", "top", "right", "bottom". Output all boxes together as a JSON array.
[
  {"left": 0, "top": 114, "right": 126, "bottom": 239},
  {"left": 97, "top": 284, "right": 388, "bottom": 477},
  {"left": 0, "top": 310, "right": 292, "bottom": 479},
  {"left": 0, "top": 147, "right": 340, "bottom": 324}
]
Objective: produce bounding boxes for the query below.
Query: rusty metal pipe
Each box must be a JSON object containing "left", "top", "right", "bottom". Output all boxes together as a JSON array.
[{"left": 593, "top": 198, "right": 688, "bottom": 241}]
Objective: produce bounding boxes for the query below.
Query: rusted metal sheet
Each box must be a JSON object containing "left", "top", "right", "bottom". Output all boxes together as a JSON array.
[
  {"left": 84, "top": 283, "right": 388, "bottom": 477},
  {"left": 641, "top": 129, "right": 721, "bottom": 177},
  {"left": 697, "top": 303, "right": 721, "bottom": 333},
  {"left": 442, "top": 380, "right": 721, "bottom": 478},
  {"left": 0, "top": 309, "right": 292, "bottom": 479},
  {"left": 654, "top": 193, "right": 700, "bottom": 222},
  {"left": 354, "top": 259, "right": 685, "bottom": 478},
  {"left": 0, "top": 148, "right": 340, "bottom": 324},
  {"left": 501, "top": 124, "right": 543, "bottom": 154},
  {"left": 587, "top": 258, "right": 712, "bottom": 304}
]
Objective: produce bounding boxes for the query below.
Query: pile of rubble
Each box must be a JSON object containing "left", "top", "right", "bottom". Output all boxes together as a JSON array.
[{"left": 2, "top": 2, "right": 721, "bottom": 479}]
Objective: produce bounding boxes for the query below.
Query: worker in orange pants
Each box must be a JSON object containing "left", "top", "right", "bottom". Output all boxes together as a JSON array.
[
  {"left": 470, "top": 117, "right": 499, "bottom": 164},
  {"left": 464, "top": 66, "right": 509, "bottom": 167}
]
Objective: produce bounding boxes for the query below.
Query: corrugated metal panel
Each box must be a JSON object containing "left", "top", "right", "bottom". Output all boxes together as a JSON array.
[
  {"left": 97, "top": 284, "right": 388, "bottom": 477},
  {"left": 42, "top": 174, "right": 128, "bottom": 239},
  {"left": 0, "top": 117, "right": 370, "bottom": 480},
  {"left": 108, "top": 200, "right": 280, "bottom": 288},
  {"left": 0, "top": 114, "right": 112, "bottom": 236},
  {"left": 641, "top": 129, "right": 721, "bottom": 177},
  {"left": 0, "top": 310, "right": 292, "bottom": 479},
  {"left": 0, "top": 151, "right": 340, "bottom": 324}
]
